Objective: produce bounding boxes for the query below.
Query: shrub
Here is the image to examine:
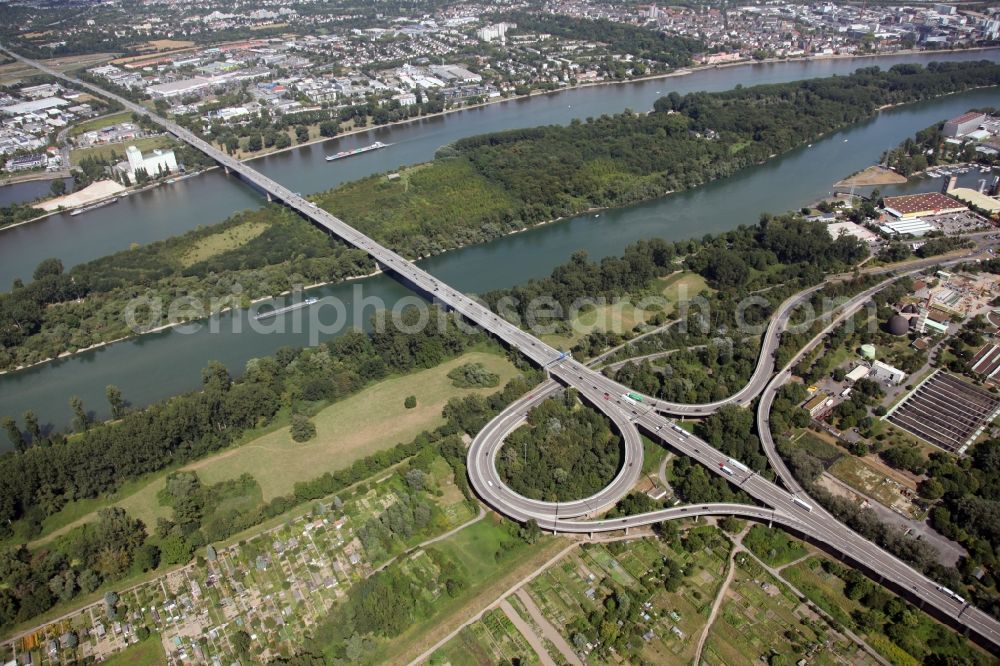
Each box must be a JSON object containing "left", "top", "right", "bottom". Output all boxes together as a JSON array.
[
  {"left": 290, "top": 414, "right": 317, "bottom": 442},
  {"left": 404, "top": 395, "right": 417, "bottom": 409},
  {"left": 447, "top": 362, "right": 500, "bottom": 388}
]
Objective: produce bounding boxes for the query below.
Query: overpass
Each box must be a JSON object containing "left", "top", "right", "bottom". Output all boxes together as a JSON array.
[{"left": 7, "top": 45, "right": 1000, "bottom": 653}]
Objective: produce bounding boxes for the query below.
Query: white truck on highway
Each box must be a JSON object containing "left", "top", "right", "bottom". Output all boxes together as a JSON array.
[{"left": 791, "top": 497, "right": 813, "bottom": 512}]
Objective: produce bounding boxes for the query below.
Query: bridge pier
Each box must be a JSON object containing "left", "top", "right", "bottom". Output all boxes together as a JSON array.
[
  {"left": 266, "top": 191, "right": 273, "bottom": 203},
  {"left": 223, "top": 165, "right": 230, "bottom": 175}
]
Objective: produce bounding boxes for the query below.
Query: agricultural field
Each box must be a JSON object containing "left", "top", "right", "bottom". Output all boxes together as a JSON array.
[
  {"left": 701, "top": 553, "right": 878, "bottom": 666},
  {"left": 1, "top": 460, "right": 471, "bottom": 665},
  {"left": 525, "top": 529, "right": 731, "bottom": 664},
  {"left": 428, "top": 608, "right": 540, "bottom": 666}
]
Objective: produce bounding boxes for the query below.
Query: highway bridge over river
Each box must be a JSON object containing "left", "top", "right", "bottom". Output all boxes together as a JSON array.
[{"left": 8, "top": 45, "right": 999, "bottom": 653}]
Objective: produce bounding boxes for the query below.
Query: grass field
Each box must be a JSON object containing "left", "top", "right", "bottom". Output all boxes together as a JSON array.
[
  {"left": 140, "top": 39, "right": 196, "bottom": 51},
  {"left": 793, "top": 430, "right": 845, "bottom": 467},
  {"left": 100, "top": 637, "right": 166, "bottom": 666},
  {"left": 542, "top": 271, "right": 710, "bottom": 349},
  {"left": 702, "top": 554, "right": 876, "bottom": 666},
  {"left": 179, "top": 220, "right": 270, "bottom": 267},
  {"left": 68, "top": 112, "right": 134, "bottom": 137},
  {"left": 189, "top": 351, "right": 518, "bottom": 496},
  {"left": 26, "top": 350, "right": 518, "bottom": 547},
  {"left": 0, "top": 53, "right": 110, "bottom": 85},
  {"left": 828, "top": 455, "right": 919, "bottom": 517},
  {"left": 70, "top": 135, "right": 174, "bottom": 165},
  {"left": 372, "top": 518, "right": 569, "bottom": 665},
  {"left": 782, "top": 556, "right": 864, "bottom": 629},
  {"left": 658, "top": 272, "right": 712, "bottom": 307},
  {"left": 642, "top": 435, "right": 669, "bottom": 476}
]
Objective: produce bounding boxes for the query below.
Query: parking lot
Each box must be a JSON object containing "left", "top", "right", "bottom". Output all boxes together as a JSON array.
[{"left": 923, "top": 210, "right": 992, "bottom": 235}]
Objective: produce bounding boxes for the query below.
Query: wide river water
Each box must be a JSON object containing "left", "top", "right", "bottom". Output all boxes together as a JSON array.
[{"left": 1, "top": 50, "right": 998, "bottom": 437}]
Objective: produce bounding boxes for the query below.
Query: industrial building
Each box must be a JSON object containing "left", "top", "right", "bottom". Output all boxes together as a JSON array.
[
  {"left": 803, "top": 393, "right": 833, "bottom": 417},
  {"left": 886, "top": 371, "right": 1000, "bottom": 454},
  {"left": 826, "top": 221, "right": 879, "bottom": 245},
  {"left": 870, "top": 360, "right": 906, "bottom": 385},
  {"left": 971, "top": 343, "right": 1000, "bottom": 381},
  {"left": 946, "top": 187, "right": 1000, "bottom": 216},
  {"left": 118, "top": 145, "right": 177, "bottom": 183},
  {"left": 943, "top": 111, "right": 987, "bottom": 138},
  {"left": 882, "top": 192, "right": 967, "bottom": 219},
  {"left": 879, "top": 218, "right": 935, "bottom": 237},
  {"left": 147, "top": 77, "right": 213, "bottom": 99},
  {"left": 4, "top": 153, "right": 46, "bottom": 171},
  {"left": 845, "top": 365, "right": 871, "bottom": 382}
]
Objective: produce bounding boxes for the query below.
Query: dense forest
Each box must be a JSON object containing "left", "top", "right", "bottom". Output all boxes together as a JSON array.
[
  {"left": 496, "top": 389, "right": 622, "bottom": 502},
  {"left": 505, "top": 12, "right": 704, "bottom": 70},
  {"left": 2, "top": 61, "right": 994, "bottom": 369}
]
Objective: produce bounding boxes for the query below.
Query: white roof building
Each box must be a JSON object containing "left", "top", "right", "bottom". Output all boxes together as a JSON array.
[
  {"left": 846, "top": 365, "right": 871, "bottom": 382},
  {"left": 120, "top": 145, "right": 177, "bottom": 183},
  {"left": 870, "top": 360, "right": 906, "bottom": 385},
  {"left": 0, "top": 97, "right": 69, "bottom": 115},
  {"left": 879, "top": 218, "right": 935, "bottom": 237},
  {"left": 147, "top": 77, "right": 212, "bottom": 99}
]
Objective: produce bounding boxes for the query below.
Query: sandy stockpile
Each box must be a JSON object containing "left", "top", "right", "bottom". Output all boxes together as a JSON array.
[
  {"left": 835, "top": 165, "right": 907, "bottom": 188},
  {"left": 40, "top": 179, "right": 126, "bottom": 212}
]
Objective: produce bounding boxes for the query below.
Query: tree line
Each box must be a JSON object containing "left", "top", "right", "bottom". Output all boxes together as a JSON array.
[{"left": 0, "top": 306, "right": 487, "bottom": 532}]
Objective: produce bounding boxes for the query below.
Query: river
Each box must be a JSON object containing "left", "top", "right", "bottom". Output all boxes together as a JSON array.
[
  {"left": 0, "top": 53, "right": 998, "bottom": 438},
  {"left": 0, "top": 49, "right": 996, "bottom": 288}
]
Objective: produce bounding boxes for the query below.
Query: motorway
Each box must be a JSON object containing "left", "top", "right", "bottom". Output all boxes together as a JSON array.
[{"left": 7, "top": 45, "right": 999, "bottom": 653}]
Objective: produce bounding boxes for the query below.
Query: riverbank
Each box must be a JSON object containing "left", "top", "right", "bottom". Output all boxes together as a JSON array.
[
  {"left": 2, "top": 65, "right": 998, "bottom": 375},
  {"left": 1, "top": 45, "right": 994, "bottom": 231},
  {"left": 0, "top": 169, "right": 68, "bottom": 187},
  {"left": 0, "top": 165, "right": 216, "bottom": 232},
  {"left": 835, "top": 165, "right": 908, "bottom": 188},
  {"left": 227, "top": 45, "right": 1000, "bottom": 164},
  {"left": 0, "top": 254, "right": 392, "bottom": 376}
]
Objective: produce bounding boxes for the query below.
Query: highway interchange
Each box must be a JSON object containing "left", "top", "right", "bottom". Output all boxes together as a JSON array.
[{"left": 6, "top": 45, "right": 999, "bottom": 654}]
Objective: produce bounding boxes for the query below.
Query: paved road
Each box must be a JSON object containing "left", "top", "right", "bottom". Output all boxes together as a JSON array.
[{"left": 9, "top": 44, "right": 998, "bottom": 653}]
